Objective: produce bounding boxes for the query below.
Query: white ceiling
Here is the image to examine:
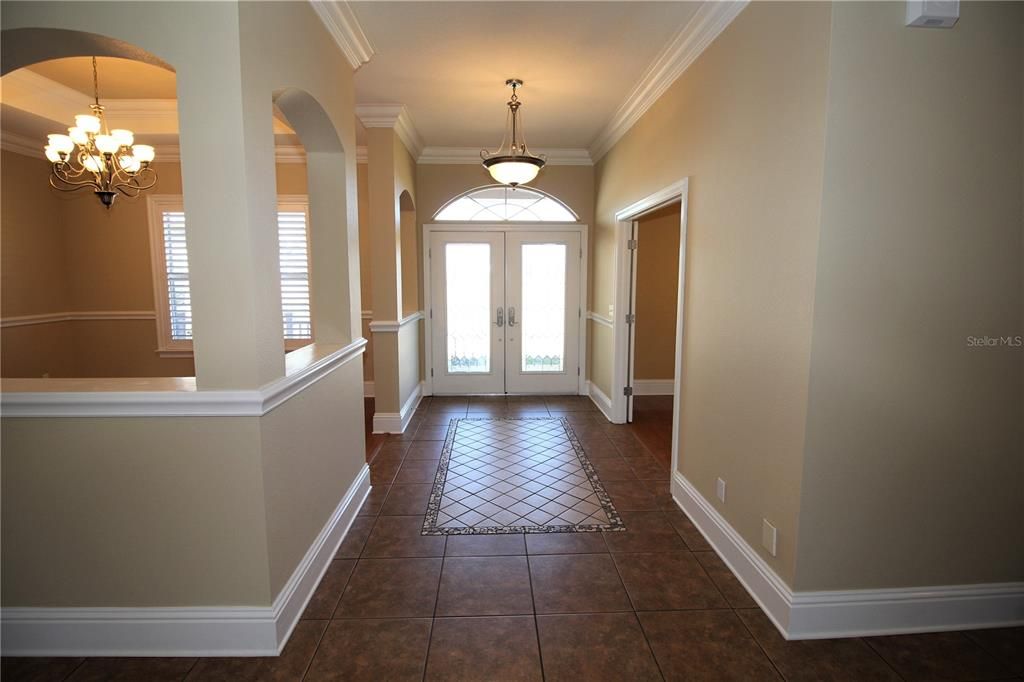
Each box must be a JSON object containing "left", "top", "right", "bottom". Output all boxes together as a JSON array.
[{"left": 350, "top": 1, "right": 703, "bottom": 149}]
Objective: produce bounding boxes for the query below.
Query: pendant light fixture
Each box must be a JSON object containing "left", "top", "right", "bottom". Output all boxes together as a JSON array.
[
  {"left": 43, "top": 57, "right": 157, "bottom": 208},
  {"left": 480, "top": 79, "right": 546, "bottom": 187}
]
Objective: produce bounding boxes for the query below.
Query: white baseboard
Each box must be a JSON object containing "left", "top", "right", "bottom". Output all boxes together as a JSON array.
[
  {"left": 670, "top": 471, "right": 1024, "bottom": 640},
  {"left": 0, "top": 465, "right": 371, "bottom": 657},
  {"left": 586, "top": 380, "right": 616, "bottom": 423},
  {"left": 363, "top": 381, "right": 375, "bottom": 398},
  {"left": 372, "top": 381, "right": 423, "bottom": 434},
  {"left": 632, "top": 379, "right": 674, "bottom": 396}
]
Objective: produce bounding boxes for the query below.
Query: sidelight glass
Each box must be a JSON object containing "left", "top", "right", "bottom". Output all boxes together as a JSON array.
[
  {"left": 521, "top": 243, "right": 566, "bottom": 372},
  {"left": 445, "top": 243, "right": 491, "bottom": 373}
]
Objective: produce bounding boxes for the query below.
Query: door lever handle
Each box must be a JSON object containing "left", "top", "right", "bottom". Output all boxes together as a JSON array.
[
  {"left": 507, "top": 306, "right": 517, "bottom": 328},
  {"left": 496, "top": 307, "right": 504, "bottom": 327}
]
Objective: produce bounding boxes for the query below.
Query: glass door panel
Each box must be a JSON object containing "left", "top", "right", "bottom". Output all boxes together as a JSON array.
[
  {"left": 429, "top": 232, "right": 505, "bottom": 394},
  {"left": 505, "top": 232, "right": 581, "bottom": 394}
]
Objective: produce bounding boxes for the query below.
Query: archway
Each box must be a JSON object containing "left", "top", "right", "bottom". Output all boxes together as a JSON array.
[{"left": 273, "top": 88, "right": 352, "bottom": 345}]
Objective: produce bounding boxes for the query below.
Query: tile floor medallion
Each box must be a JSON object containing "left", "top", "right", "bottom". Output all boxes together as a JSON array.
[{"left": 422, "top": 417, "right": 625, "bottom": 535}]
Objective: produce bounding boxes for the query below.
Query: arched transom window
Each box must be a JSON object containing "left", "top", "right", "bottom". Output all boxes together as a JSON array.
[{"left": 434, "top": 185, "right": 577, "bottom": 222}]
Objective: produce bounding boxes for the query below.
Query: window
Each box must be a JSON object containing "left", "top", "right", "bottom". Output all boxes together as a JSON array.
[
  {"left": 147, "top": 195, "right": 312, "bottom": 355},
  {"left": 434, "top": 185, "right": 576, "bottom": 222}
]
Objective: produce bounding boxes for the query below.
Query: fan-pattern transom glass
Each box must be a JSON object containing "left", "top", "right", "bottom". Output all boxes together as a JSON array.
[{"left": 435, "top": 186, "right": 576, "bottom": 222}]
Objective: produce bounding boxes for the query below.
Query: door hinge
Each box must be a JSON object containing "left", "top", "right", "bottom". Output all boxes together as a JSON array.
[
  {"left": 627, "top": 239, "right": 638, "bottom": 251},
  {"left": 623, "top": 386, "right": 633, "bottom": 397},
  {"left": 577, "top": 367, "right": 581, "bottom": 376},
  {"left": 429, "top": 308, "right": 433, "bottom": 319},
  {"left": 431, "top": 368, "right": 434, "bottom": 377},
  {"left": 625, "top": 313, "right": 636, "bottom": 324}
]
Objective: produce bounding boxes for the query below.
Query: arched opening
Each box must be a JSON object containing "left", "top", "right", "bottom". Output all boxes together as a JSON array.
[
  {"left": 273, "top": 88, "right": 351, "bottom": 345},
  {"left": 0, "top": 31, "right": 193, "bottom": 379},
  {"left": 399, "top": 189, "right": 419, "bottom": 317},
  {"left": 434, "top": 184, "right": 578, "bottom": 222}
]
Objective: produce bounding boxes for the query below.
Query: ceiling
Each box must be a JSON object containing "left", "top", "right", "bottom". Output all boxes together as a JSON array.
[
  {"left": 350, "top": 1, "right": 702, "bottom": 149},
  {"left": 27, "top": 56, "right": 177, "bottom": 99}
]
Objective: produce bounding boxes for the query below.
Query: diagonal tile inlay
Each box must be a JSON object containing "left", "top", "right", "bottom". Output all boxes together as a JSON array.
[{"left": 423, "top": 418, "right": 625, "bottom": 535}]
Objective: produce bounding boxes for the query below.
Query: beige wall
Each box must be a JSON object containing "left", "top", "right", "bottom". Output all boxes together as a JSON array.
[
  {"left": 2, "top": 415, "right": 270, "bottom": 606},
  {"left": 357, "top": 162, "right": 373, "bottom": 382},
  {"left": 592, "top": 2, "right": 833, "bottom": 583},
  {"left": 634, "top": 203, "right": 681, "bottom": 381},
  {"left": 1, "top": 150, "right": 307, "bottom": 379},
  {"left": 794, "top": 1, "right": 1024, "bottom": 590}
]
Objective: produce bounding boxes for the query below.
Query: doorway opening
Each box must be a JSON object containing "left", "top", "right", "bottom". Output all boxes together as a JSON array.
[{"left": 611, "top": 179, "right": 689, "bottom": 474}]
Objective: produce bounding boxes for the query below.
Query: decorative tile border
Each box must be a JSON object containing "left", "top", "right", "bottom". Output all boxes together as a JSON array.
[{"left": 421, "top": 417, "right": 625, "bottom": 535}]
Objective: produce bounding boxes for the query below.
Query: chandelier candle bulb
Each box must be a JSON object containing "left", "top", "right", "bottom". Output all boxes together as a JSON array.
[
  {"left": 47, "top": 134, "right": 75, "bottom": 154},
  {"left": 75, "top": 114, "right": 101, "bottom": 134},
  {"left": 44, "top": 146, "right": 63, "bottom": 163},
  {"left": 111, "top": 129, "right": 134, "bottom": 147},
  {"left": 94, "top": 135, "right": 120, "bottom": 155},
  {"left": 132, "top": 145, "right": 155, "bottom": 163}
]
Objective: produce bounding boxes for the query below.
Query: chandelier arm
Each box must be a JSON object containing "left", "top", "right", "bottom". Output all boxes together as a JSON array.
[{"left": 49, "top": 175, "right": 100, "bottom": 193}]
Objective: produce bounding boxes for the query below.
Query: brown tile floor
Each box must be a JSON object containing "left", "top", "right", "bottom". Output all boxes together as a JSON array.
[{"left": 3, "top": 394, "right": 1022, "bottom": 681}]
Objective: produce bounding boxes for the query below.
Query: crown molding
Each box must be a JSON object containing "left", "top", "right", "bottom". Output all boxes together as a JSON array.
[
  {"left": 355, "top": 104, "right": 424, "bottom": 159},
  {"left": 589, "top": 0, "right": 749, "bottom": 161},
  {"left": 1, "top": 131, "right": 44, "bottom": 159},
  {"left": 309, "top": 0, "right": 374, "bottom": 70},
  {"left": 417, "top": 146, "right": 593, "bottom": 166}
]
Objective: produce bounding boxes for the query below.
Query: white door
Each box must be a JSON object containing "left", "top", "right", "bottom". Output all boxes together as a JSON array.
[
  {"left": 430, "top": 232, "right": 506, "bottom": 394},
  {"left": 505, "top": 231, "right": 581, "bottom": 393},
  {"left": 429, "top": 229, "right": 581, "bottom": 395}
]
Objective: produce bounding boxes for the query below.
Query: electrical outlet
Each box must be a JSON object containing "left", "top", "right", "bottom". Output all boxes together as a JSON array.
[
  {"left": 607, "top": 303, "right": 614, "bottom": 318},
  {"left": 716, "top": 478, "right": 726, "bottom": 503},
  {"left": 762, "top": 519, "right": 778, "bottom": 557}
]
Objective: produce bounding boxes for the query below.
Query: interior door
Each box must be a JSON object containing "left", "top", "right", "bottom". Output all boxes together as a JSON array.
[
  {"left": 505, "top": 231, "right": 582, "bottom": 394},
  {"left": 429, "top": 232, "right": 506, "bottom": 394}
]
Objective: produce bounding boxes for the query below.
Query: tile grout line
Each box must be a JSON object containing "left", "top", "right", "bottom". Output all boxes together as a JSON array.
[
  {"left": 525, "top": 549, "right": 548, "bottom": 682},
  {"left": 420, "top": 543, "right": 448, "bottom": 681},
  {"left": 604, "top": 544, "right": 668, "bottom": 681}
]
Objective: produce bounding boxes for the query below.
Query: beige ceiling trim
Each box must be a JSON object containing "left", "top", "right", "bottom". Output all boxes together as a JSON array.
[
  {"left": 589, "top": 0, "right": 749, "bottom": 161},
  {"left": 3, "top": 70, "right": 292, "bottom": 134},
  {"left": 309, "top": 0, "right": 374, "bottom": 70},
  {"left": 355, "top": 104, "right": 424, "bottom": 159},
  {"left": 418, "top": 146, "right": 593, "bottom": 167},
  {"left": 2, "top": 131, "right": 307, "bottom": 165}
]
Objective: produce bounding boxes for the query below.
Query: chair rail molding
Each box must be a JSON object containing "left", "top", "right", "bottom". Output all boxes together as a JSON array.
[
  {"left": 368, "top": 311, "right": 424, "bottom": 334},
  {"left": 589, "top": 0, "right": 749, "bottom": 160},
  {"left": 0, "top": 310, "right": 156, "bottom": 328},
  {"left": 0, "top": 339, "right": 367, "bottom": 418}
]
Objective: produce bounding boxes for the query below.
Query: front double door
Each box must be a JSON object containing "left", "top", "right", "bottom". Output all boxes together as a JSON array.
[{"left": 429, "top": 229, "right": 582, "bottom": 394}]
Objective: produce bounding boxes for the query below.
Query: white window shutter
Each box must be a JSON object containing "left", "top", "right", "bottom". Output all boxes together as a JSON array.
[
  {"left": 278, "top": 210, "right": 312, "bottom": 339},
  {"left": 161, "top": 211, "right": 193, "bottom": 341}
]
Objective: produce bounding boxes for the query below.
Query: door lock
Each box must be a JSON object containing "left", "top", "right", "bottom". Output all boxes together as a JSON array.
[
  {"left": 496, "top": 307, "right": 504, "bottom": 327},
  {"left": 507, "top": 306, "right": 517, "bottom": 328}
]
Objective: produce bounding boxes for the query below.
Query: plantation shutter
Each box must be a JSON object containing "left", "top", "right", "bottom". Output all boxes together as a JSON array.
[
  {"left": 159, "top": 206, "right": 311, "bottom": 343},
  {"left": 161, "top": 211, "right": 193, "bottom": 341},
  {"left": 277, "top": 209, "right": 312, "bottom": 339}
]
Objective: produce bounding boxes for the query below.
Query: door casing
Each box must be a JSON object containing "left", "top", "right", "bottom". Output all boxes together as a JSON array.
[{"left": 423, "top": 223, "right": 589, "bottom": 396}]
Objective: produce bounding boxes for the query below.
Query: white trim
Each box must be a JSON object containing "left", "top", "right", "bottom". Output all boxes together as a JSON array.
[
  {"left": 586, "top": 380, "right": 615, "bottom": 423},
  {"left": 0, "top": 464, "right": 370, "bottom": 656},
  {"left": 372, "top": 380, "right": 423, "bottom": 434},
  {"left": 356, "top": 145, "right": 368, "bottom": 164},
  {"left": 0, "top": 310, "right": 157, "bottom": 329},
  {"left": 612, "top": 178, "right": 689, "bottom": 426},
  {"left": 589, "top": 1, "right": 749, "bottom": 161},
  {"left": 670, "top": 471, "right": 1024, "bottom": 640},
  {"left": 418, "top": 147, "right": 593, "bottom": 166},
  {"left": 368, "top": 310, "right": 424, "bottom": 334},
  {"left": 587, "top": 311, "right": 614, "bottom": 329},
  {"left": 146, "top": 145, "right": 305, "bottom": 164},
  {"left": 363, "top": 381, "right": 375, "bottom": 397},
  {"left": 355, "top": 104, "right": 424, "bottom": 159},
  {"left": 308, "top": 0, "right": 374, "bottom": 70},
  {"left": 0, "top": 339, "right": 367, "bottom": 418},
  {"left": 632, "top": 379, "right": 674, "bottom": 396}
]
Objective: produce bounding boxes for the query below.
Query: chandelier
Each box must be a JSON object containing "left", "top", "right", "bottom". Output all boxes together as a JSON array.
[
  {"left": 480, "top": 79, "right": 545, "bottom": 187},
  {"left": 43, "top": 57, "right": 157, "bottom": 208}
]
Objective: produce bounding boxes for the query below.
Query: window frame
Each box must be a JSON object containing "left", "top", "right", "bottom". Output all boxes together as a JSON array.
[
  {"left": 433, "top": 184, "right": 579, "bottom": 223},
  {"left": 146, "top": 194, "right": 313, "bottom": 358}
]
